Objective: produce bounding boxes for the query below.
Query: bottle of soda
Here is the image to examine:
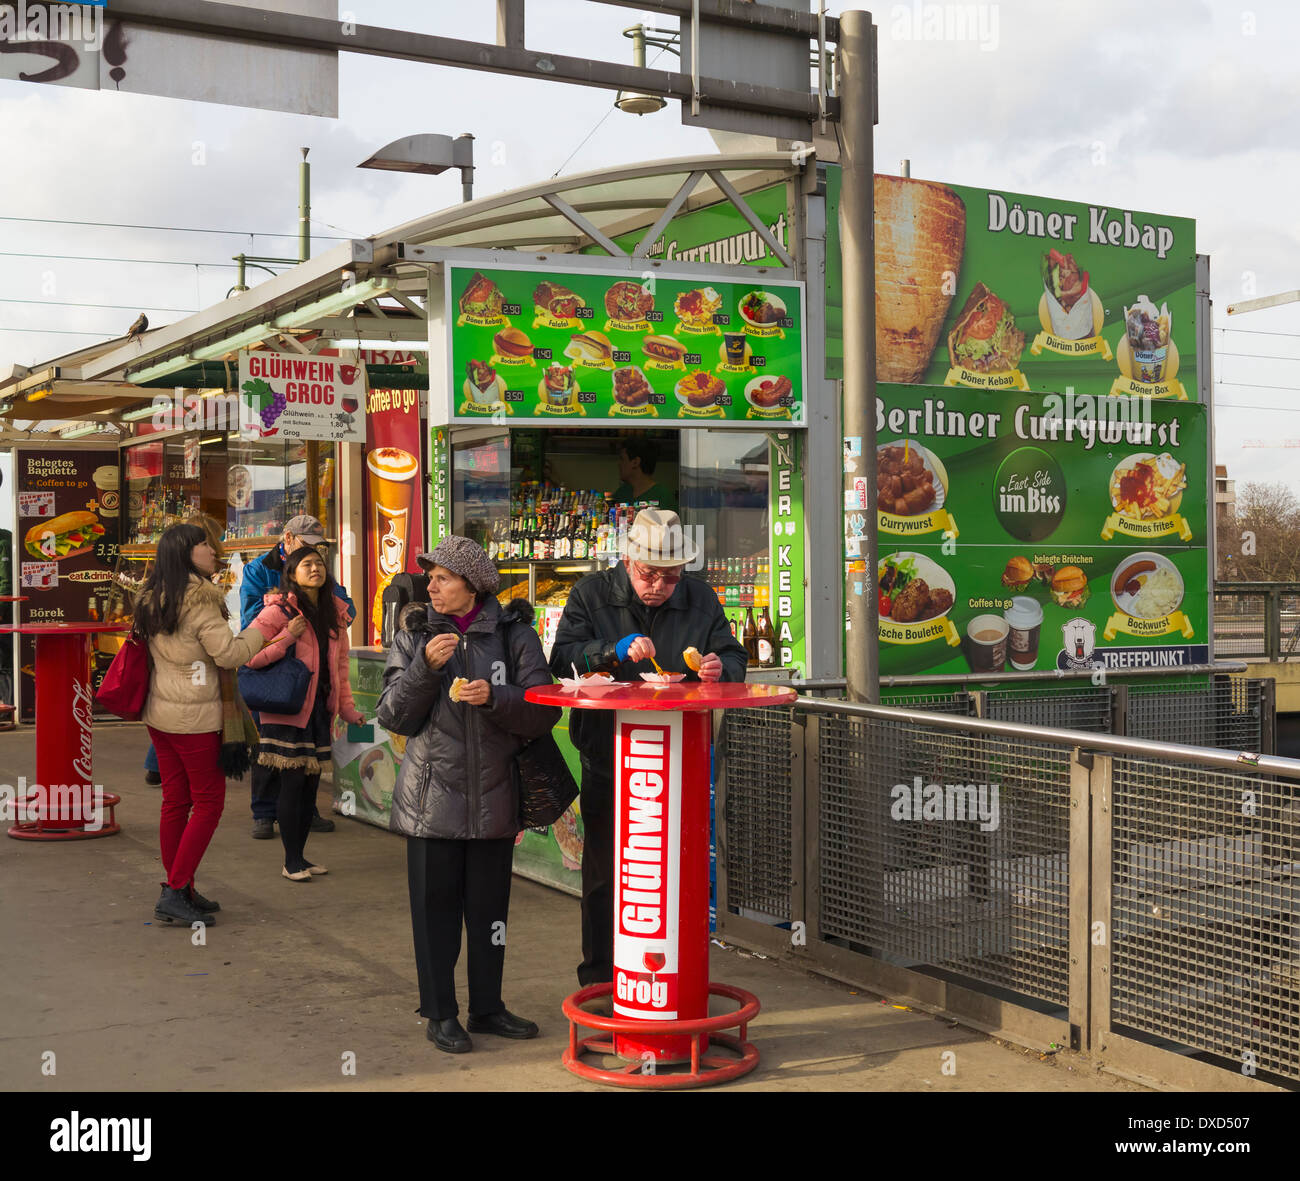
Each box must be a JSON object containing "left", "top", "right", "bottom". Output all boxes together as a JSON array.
[{"left": 758, "top": 606, "right": 776, "bottom": 668}]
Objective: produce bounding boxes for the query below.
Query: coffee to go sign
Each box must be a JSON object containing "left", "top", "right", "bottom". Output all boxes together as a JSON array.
[{"left": 238, "top": 348, "right": 367, "bottom": 443}]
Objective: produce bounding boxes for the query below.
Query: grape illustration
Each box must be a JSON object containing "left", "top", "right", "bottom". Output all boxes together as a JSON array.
[{"left": 242, "top": 377, "right": 285, "bottom": 431}]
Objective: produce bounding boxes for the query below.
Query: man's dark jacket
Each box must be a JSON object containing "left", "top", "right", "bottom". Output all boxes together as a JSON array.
[{"left": 548, "top": 562, "right": 748, "bottom": 775}]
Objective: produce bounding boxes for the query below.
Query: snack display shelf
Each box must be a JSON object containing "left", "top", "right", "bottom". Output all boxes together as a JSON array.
[{"left": 116, "top": 537, "right": 281, "bottom": 559}]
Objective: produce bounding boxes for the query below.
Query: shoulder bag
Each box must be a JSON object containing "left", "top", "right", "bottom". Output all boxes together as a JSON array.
[
  {"left": 501, "top": 621, "right": 579, "bottom": 829},
  {"left": 237, "top": 604, "right": 313, "bottom": 714},
  {"left": 95, "top": 626, "right": 152, "bottom": 721}
]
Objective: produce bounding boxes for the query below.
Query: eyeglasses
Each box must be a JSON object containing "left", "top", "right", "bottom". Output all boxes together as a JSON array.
[{"left": 631, "top": 563, "right": 683, "bottom": 586}]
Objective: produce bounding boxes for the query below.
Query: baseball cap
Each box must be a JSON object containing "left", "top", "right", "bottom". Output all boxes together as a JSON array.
[{"left": 284, "top": 514, "right": 327, "bottom": 546}]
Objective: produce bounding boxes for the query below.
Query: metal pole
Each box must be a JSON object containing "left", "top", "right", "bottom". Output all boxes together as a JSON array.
[
  {"left": 299, "top": 147, "right": 311, "bottom": 263},
  {"left": 838, "top": 9, "right": 877, "bottom": 703}
]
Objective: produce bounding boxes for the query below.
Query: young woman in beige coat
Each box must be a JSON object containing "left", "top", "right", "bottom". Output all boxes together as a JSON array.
[{"left": 135, "top": 523, "right": 292, "bottom": 926}]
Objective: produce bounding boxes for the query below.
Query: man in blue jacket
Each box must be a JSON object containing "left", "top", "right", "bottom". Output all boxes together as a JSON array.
[{"left": 240, "top": 514, "right": 356, "bottom": 838}]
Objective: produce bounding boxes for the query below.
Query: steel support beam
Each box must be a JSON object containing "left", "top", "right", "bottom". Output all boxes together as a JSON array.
[
  {"left": 104, "top": 0, "right": 836, "bottom": 123},
  {"left": 632, "top": 170, "right": 706, "bottom": 259},
  {"left": 589, "top": 0, "right": 839, "bottom": 40},
  {"left": 838, "top": 10, "right": 877, "bottom": 703},
  {"left": 541, "top": 193, "right": 628, "bottom": 257},
  {"left": 706, "top": 170, "right": 795, "bottom": 268}
]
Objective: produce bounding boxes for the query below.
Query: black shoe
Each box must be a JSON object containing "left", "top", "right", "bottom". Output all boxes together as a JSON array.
[
  {"left": 144, "top": 771, "right": 162, "bottom": 786},
  {"left": 187, "top": 884, "right": 220, "bottom": 913},
  {"left": 251, "top": 819, "right": 275, "bottom": 839},
  {"left": 426, "top": 1018, "right": 471, "bottom": 1054},
  {"left": 467, "top": 1009, "right": 539, "bottom": 1040},
  {"left": 309, "top": 814, "right": 335, "bottom": 833},
  {"left": 155, "top": 886, "right": 215, "bottom": 927}
]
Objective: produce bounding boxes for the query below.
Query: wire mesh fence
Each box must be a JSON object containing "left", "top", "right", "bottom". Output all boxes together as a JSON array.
[
  {"left": 1128, "top": 678, "right": 1264, "bottom": 751},
  {"left": 1109, "top": 758, "right": 1300, "bottom": 1082},
  {"left": 815, "top": 713, "right": 1071, "bottom": 1007},
  {"left": 713, "top": 679, "right": 1295, "bottom": 1085},
  {"left": 984, "top": 685, "right": 1114, "bottom": 733},
  {"left": 718, "top": 706, "right": 795, "bottom": 922}
]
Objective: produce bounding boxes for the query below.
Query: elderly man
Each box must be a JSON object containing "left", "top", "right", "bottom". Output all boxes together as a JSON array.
[
  {"left": 240, "top": 514, "right": 356, "bottom": 839},
  {"left": 549, "top": 508, "right": 747, "bottom": 987}
]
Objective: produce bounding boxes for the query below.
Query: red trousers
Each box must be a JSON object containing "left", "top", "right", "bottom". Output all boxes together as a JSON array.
[{"left": 148, "top": 728, "right": 225, "bottom": 889}]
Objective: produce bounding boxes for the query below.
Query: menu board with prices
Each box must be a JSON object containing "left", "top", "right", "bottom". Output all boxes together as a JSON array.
[
  {"left": 15, "top": 449, "right": 121, "bottom": 718},
  {"left": 858, "top": 384, "right": 1209, "bottom": 678},
  {"left": 445, "top": 262, "right": 806, "bottom": 427}
]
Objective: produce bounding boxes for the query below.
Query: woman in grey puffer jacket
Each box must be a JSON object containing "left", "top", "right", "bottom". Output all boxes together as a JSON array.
[{"left": 377, "top": 535, "right": 560, "bottom": 1054}]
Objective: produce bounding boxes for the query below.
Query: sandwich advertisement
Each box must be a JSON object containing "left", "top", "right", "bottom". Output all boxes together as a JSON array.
[
  {"left": 443, "top": 261, "right": 806, "bottom": 426},
  {"left": 15, "top": 449, "right": 121, "bottom": 719},
  {"left": 852, "top": 383, "right": 1209, "bottom": 677}
]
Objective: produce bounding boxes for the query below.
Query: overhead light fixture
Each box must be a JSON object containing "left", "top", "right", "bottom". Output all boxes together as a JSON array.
[
  {"left": 340, "top": 339, "right": 431, "bottom": 351},
  {"left": 24, "top": 387, "right": 52, "bottom": 402},
  {"left": 61, "top": 422, "right": 109, "bottom": 440},
  {"left": 128, "top": 354, "right": 194, "bottom": 385},
  {"left": 359, "top": 133, "right": 475, "bottom": 201},
  {"left": 615, "top": 24, "right": 670, "bottom": 116},
  {"left": 122, "top": 401, "right": 167, "bottom": 422},
  {"left": 274, "top": 278, "right": 398, "bottom": 330},
  {"left": 190, "top": 322, "right": 274, "bottom": 361}
]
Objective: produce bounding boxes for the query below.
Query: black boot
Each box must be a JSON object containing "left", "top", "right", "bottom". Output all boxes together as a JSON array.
[
  {"left": 187, "top": 884, "right": 220, "bottom": 913},
  {"left": 426, "top": 1018, "right": 472, "bottom": 1053},
  {"left": 155, "top": 885, "right": 215, "bottom": 927}
]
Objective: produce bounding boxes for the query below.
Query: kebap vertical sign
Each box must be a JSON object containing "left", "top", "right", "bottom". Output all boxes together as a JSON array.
[{"left": 769, "top": 433, "right": 805, "bottom": 676}]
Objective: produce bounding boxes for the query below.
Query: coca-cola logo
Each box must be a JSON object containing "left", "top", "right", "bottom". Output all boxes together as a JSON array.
[{"left": 71, "top": 680, "right": 95, "bottom": 783}]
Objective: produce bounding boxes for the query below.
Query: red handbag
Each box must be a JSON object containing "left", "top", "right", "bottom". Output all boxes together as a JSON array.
[{"left": 95, "top": 631, "right": 152, "bottom": 721}]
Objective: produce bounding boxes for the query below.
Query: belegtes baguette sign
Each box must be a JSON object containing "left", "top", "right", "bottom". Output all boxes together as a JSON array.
[{"left": 237, "top": 348, "right": 366, "bottom": 443}]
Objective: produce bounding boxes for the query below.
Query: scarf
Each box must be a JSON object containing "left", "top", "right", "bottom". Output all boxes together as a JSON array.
[{"left": 219, "top": 668, "right": 261, "bottom": 778}]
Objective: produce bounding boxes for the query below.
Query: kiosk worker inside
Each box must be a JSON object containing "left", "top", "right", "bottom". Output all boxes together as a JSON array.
[{"left": 611, "top": 437, "right": 677, "bottom": 514}]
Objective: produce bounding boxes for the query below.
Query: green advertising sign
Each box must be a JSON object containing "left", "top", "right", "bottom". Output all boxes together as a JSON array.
[
  {"left": 770, "top": 432, "right": 806, "bottom": 676},
  {"left": 828, "top": 170, "right": 1199, "bottom": 399},
  {"left": 853, "top": 383, "right": 1209, "bottom": 677},
  {"left": 445, "top": 261, "right": 805, "bottom": 427}
]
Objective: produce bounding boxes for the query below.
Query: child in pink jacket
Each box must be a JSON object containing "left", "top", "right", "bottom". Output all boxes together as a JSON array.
[{"left": 247, "top": 547, "right": 364, "bottom": 881}]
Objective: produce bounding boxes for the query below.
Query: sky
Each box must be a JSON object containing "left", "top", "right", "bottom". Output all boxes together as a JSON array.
[{"left": 1, "top": 0, "right": 1298, "bottom": 499}]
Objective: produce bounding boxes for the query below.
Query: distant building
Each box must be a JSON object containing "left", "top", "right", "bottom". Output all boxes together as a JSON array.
[
  {"left": 1215, "top": 464, "right": 1236, "bottom": 529},
  {"left": 1215, "top": 464, "right": 1237, "bottom": 579}
]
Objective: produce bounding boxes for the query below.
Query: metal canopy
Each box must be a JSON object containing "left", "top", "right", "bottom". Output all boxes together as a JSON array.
[{"left": 0, "top": 152, "right": 801, "bottom": 420}]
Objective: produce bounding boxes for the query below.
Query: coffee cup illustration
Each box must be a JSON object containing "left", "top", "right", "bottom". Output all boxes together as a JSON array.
[
  {"left": 367, "top": 447, "right": 418, "bottom": 638},
  {"left": 92, "top": 465, "right": 120, "bottom": 518},
  {"left": 338, "top": 363, "right": 359, "bottom": 385}
]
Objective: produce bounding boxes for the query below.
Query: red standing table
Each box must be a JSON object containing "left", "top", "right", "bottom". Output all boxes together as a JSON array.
[
  {"left": 4, "top": 622, "right": 128, "bottom": 841},
  {"left": 525, "top": 680, "right": 796, "bottom": 1089}
]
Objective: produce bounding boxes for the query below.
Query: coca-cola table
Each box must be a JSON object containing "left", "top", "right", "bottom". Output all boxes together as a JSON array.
[
  {"left": 3, "top": 622, "right": 128, "bottom": 841},
  {"left": 525, "top": 679, "right": 796, "bottom": 1089}
]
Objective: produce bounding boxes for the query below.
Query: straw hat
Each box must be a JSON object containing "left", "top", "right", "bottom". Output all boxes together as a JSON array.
[{"left": 625, "top": 508, "right": 699, "bottom": 567}]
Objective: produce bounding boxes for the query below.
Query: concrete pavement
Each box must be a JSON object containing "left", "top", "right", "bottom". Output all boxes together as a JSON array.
[{"left": 0, "top": 723, "right": 1146, "bottom": 1092}]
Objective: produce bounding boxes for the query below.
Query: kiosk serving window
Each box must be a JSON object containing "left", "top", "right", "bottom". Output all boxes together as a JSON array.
[{"left": 446, "top": 425, "right": 776, "bottom": 662}]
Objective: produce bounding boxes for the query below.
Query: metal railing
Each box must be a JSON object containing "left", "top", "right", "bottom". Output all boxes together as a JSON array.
[
  {"left": 1215, "top": 582, "right": 1300, "bottom": 661},
  {"left": 714, "top": 686, "right": 1299, "bottom": 1090}
]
